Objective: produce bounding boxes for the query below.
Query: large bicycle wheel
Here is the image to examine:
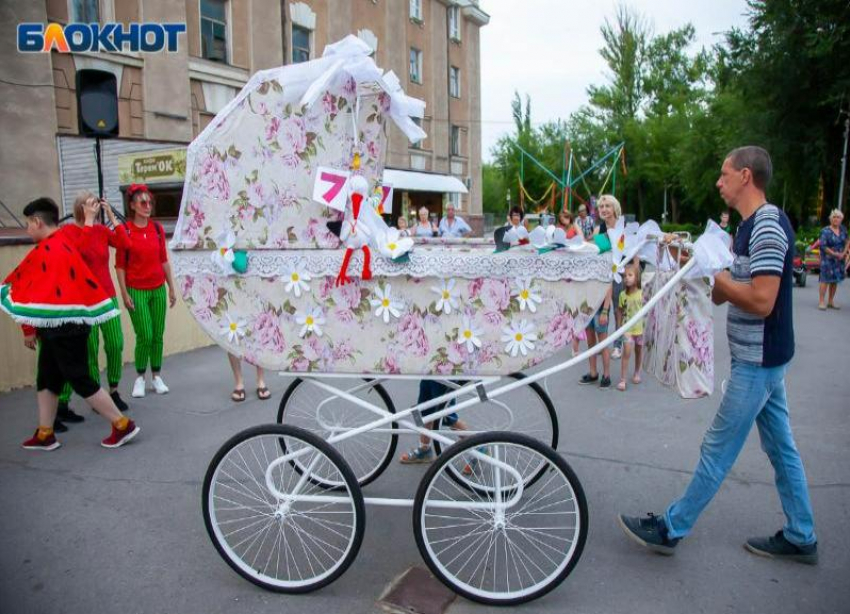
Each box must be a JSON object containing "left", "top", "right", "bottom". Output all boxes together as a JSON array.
[
  {"left": 413, "top": 431, "right": 587, "bottom": 605},
  {"left": 432, "top": 373, "right": 558, "bottom": 491},
  {"left": 277, "top": 378, "right": 397, "bottom": 488},
  {"left": 203, "top": 424, "right": 365, "bottom": 593}
]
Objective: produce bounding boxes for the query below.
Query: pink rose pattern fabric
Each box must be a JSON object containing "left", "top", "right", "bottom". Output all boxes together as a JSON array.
[
  {"left": 178, "top": 272, "right": 609, "bottom": 376},
  {"left": 643, "top": 271, "right": 715, "bottom": 398},
  {"left": 173, "top": 73, "right": 386, "bottom": 250}
]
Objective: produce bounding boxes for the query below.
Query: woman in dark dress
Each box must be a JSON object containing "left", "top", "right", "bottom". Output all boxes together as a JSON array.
[{"left": 818, "top": 209, "right": 848, "bottom": 310}]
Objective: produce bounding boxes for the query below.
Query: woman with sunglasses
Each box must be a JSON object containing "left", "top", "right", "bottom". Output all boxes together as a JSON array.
[{"left": 115, "top": 184, "right": 177, "bottom": 398}]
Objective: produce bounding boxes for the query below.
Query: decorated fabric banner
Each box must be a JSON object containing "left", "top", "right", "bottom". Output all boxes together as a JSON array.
[{"left": 643, "top": 268, "right": 715, "bottom": 398}]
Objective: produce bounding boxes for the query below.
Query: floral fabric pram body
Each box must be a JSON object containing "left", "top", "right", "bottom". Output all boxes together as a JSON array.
[{"left": 170, "top": 37, "right": 614, "bottom": 377}]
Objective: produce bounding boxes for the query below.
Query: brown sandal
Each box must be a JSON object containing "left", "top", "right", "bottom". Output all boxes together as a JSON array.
[
  {"left": 257, "top": 387, "right": 271, "bottom": 400},
  {"left": 231, "top": 388, "right": 246, "bottom": 402}
]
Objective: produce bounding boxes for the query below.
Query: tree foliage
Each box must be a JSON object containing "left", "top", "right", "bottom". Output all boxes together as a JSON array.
[{"left": 483, "top": 1, "right": 850, "bottom": 226}]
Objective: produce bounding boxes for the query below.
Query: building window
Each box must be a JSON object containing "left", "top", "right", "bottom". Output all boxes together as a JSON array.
[
  {"left": 450, "top": 66, "right": 461, "bottom": 98},
  {"left": 409, "top": 47, "right": 422, "bottom": 84},
  {"left": 448, "top": 5, "right": 461, "bottom": 41},
  {"left": 448, "top": 192, "right": 461, "bottom": 211},
  {"left": 411, "top": 117, "right": 422, "bottom": 149},
  {"left": 451, "top": 125, "right": 461, "bottom": 156},
  {"left": 71, "top": 0, "right": 100, "bottom": 22},
  {"left": 201, "top": 0, "right": 228, "bottom": 63},
  {"left": 410, "top": 0, "right": 422, "bottom": 22},
  {"left": 292, "top": 25, "right": 311, "bottom": 63}
]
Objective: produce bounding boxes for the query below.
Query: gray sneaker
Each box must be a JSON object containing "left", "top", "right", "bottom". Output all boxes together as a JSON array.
[{"left": 745, "top": 531, "right": 818, "bottom": 565}]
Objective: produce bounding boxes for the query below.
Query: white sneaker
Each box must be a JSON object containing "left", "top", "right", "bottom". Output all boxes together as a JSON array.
[
  {"left": 131, "top": 376, "right": 146, "bottom": 398},
  {"left": 152, "top": 375, "right": 169, "bottom": 395},
  {"left": 611, "top": 347, "right": 622, "bottom": 360}
]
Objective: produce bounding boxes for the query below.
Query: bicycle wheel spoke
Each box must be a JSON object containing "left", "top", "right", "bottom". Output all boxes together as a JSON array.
[
  {"left": 279, "top": 378, "right": 396, "bottom": 487},
  {"left": 416, "top": 434, "right": 586, "bottom": 605},
  {"left": 205, "top": 428, "right": 363, "bottom": 592}
]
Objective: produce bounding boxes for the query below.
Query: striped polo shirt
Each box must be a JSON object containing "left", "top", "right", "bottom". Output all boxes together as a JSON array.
[{"left": 727, "top": 203, "right": 795, "bottom": 367}]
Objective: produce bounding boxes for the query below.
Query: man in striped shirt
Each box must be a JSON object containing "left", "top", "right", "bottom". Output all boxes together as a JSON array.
[{"left": 618, "top": 146, "right": 818, "bottom": 564}]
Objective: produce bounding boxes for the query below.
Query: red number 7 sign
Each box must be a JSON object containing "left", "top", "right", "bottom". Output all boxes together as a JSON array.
[{"left": 312, "top": 167, "right": 351, "bottom": 211}]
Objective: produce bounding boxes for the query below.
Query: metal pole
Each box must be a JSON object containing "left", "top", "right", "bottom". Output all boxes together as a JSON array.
[
  {"left": 612, "top": 148, "right": 618, "bottom": 198},
  {"left": 514, "top": 143, "right": 566, "bottom": 187},
  {"left": 838, "top": 115, "right": 849, "bottom": 213},
  {"left": 95, "top": 137, "right": 104, "bottom": 199},
  {"left": 95, "top": 137, "right": 106, "bottom": 224}
]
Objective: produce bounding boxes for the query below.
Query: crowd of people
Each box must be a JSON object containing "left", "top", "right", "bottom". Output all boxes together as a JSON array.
[
  {"left": 2, "top": 146, "right": 822, "bottom": 565},
  {"left": 396, "top": 203, "right": 472, "bottom": 239}
]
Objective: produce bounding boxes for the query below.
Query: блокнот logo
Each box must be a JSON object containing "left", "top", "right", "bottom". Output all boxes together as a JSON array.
[{"left": 18, "top": 23, "right": 186, "bottom": 53}]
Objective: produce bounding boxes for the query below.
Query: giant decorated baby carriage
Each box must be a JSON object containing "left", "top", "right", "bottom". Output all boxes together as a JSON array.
[{"left": 170, "top": 37, "right": 726, "bottom": 605}]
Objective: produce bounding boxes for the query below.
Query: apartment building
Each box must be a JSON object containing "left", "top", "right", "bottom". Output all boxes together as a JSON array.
[{"left": 0, "top": 0, "right": 488, "bottom": 232}]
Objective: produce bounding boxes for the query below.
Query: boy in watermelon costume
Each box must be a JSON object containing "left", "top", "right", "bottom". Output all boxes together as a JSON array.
[{"left": 0, "top": 198, "right": 140, "bottom": 451}]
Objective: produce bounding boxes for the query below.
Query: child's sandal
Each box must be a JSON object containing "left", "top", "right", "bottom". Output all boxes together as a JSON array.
[
  {"left": 616, "top": 380, "right": 627, "bottom": 391},
  {"left": 400, "top": 446, "right": 433, "bottom": 464}
]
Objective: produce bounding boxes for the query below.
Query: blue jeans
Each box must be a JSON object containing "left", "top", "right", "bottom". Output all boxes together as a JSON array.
[
  {"left": 665, "top": 360, "right": 816, "bottom": 546},
  {"left": 419, "top": 380, "right": 458, "bottom": 426}
]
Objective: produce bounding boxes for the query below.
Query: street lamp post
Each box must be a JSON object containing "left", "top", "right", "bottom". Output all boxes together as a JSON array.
[{"left": 838, "top": 114, "right": 849, "bottom": 213}]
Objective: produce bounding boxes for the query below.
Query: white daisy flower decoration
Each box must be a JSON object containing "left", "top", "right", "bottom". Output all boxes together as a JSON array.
[
  {"left": 296, "top": 306, "right": 325, "bottom": 338},
  {"left": 284, "top": 265, "right": 311, "bottom": 298},
  {"left": 459, "top": 317, "right": 483, "bottom": 353},
  {"left": 369, "top": 284, "right": 402, "bottom": 323},
  {"left": 219, "top": 312, "right": 247, "bottom": 344},
  {"left": 513, "top": 277, "right": 542, "bottom": 313},
  {"left": 501, "top": 319, "right": 537, "bottom": 357},
  {"left": 431, "top": 278, "right": 460, "bottom": 315},
  {"left": 378, "top": 228, "right": 414, "bottom": 260},
  {"left": 211, "top": 230, "right": 236, "bottom": 273}
]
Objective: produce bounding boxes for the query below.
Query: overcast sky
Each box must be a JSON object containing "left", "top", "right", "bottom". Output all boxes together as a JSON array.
[{"left": 478, "top": 0, "right": 752, "bottom": 161}]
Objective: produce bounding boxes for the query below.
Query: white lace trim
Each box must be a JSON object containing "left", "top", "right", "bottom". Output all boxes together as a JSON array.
[{"left": 170, "top": 248, "right": 613, "bottom": 281}]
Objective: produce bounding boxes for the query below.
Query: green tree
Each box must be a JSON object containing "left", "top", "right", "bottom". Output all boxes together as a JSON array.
[{"left": 716, "top": 0, "right": 850, "bottom": 222}]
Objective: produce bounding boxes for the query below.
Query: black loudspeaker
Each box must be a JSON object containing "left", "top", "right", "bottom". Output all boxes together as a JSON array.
[{"left": 76, "top": 69, "right": 119, "bottom": 138}]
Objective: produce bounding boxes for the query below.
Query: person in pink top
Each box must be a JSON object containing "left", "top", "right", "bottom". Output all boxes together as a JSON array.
[{"left": 56, "top": 192, "right": 131, "bottom": 423}]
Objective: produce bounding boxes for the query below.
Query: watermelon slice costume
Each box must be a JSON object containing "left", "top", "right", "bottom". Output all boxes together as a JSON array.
[{"left": 0, "top": 230, "right": 119, "bottom": 328}]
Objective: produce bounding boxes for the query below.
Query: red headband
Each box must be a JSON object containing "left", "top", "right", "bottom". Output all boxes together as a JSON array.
[{"left": 128, "top": 183, "right": 150, "bottom": 198}]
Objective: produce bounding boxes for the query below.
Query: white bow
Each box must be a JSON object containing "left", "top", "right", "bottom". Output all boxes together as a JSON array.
[{"left": 299, "top": 35, "right": 427, "bottom": 144}]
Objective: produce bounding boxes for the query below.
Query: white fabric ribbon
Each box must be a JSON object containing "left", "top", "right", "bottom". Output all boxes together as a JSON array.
[
  {"left": 688, "top": 220, "right": 735, "bottom": 281},
  {"left": 299, "top": 35, "right": 427, "bottom": 144}
]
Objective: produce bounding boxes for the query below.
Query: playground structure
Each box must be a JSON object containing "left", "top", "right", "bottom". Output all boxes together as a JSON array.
[{"left": 514, "top": 141, "right": 626, "bottom": 218}]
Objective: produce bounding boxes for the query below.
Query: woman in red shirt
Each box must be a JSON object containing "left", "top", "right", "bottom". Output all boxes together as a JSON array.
[
  {"left": 557, "top": 209, "right": 580, "bottom": 240},
  {"left": 116, "top": 184, "right": 177, "bottom": 398},
  {"left": 56, "top": 193, "right": 131, "bottom": 417}
]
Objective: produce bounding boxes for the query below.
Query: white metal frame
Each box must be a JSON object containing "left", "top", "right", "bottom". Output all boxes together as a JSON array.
[{"left": 264, "top": 252, "right": 698, "bottom": 511}]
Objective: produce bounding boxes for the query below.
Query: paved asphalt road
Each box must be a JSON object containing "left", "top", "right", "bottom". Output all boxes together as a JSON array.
[{"left": 1, "top": 281, "right": 847, "bottom": 614}]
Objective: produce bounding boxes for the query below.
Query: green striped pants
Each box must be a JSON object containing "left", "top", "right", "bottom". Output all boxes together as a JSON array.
[
  {"left": 59, "top": 297, "right": 124, "bottom": 402},
  {"left": 127, "top": 284, "right": 167, "bottom": 374}
]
